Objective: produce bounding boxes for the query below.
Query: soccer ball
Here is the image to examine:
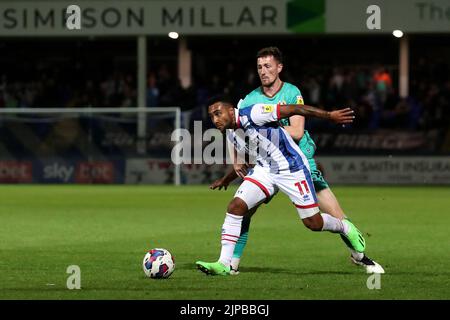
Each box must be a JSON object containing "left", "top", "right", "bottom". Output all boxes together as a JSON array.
[{"left": 142, "top": 248, "right": 175, "bottom": 279}]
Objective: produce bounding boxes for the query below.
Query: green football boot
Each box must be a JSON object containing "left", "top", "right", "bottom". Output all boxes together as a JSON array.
[
  {"left": 340, "top": 219, "right": 366, "bottom": 253},
  {"left": 196, "top": 261, "right": 230, "bottom": 276}
]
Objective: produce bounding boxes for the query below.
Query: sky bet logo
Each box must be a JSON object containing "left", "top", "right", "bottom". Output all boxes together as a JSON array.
[
  {"left": 42, "top": 162, "right": 115, "bottom": 183},
  {"left": 44, "top": 163, "right": 74, "bottom": 182}
]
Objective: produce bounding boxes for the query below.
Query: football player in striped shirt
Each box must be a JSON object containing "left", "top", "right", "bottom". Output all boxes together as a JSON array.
[{"left": 196, "top": 97, "right": 374, "bottom": 275}]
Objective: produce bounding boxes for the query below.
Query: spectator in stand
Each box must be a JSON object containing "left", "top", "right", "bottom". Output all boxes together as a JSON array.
[
  {"left": 146, "top": 72, "right": 159, "bottom": 107},
  {"left": 329, "top": 67, "right": 345, "bottom": 105},
  {"left": 373, "top": 67, "right": 393, "bottom": 105},
  {"left": 304, "top": 76, "right": 321, "bottom": 105},
  {"left": 0, "top": 49, "right": 447, "bottom": 134}
]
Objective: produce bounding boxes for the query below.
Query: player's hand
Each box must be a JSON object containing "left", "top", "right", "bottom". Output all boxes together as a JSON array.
[
  {"left": 329, "top": 108, "right": 355, "bottom": 124},
  {"left": 209, "top": 178, "right": 229, "bottom": 190},
  {"left": 233, "top": 163, "right": 248, "bottom": 179}
]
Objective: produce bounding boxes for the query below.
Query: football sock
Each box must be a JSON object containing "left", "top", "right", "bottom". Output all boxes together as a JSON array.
[
  {"left": 219, "top": 213, "right": 243, "bottom": 267},
  {"left": 230, "top": 257, "right": 241, "bottom": 271},
  {"left": 321, "top": 213, "right": 348, "bottom": 234},
  {"left": 232, "top": 231, "right": 248, "bottom": 258},
  {"left": 350, "top": 249, "right": 364, "bottom": 261},
  {"left": 231, "top": 232, "right": 247, "bottom": 268},
  {"left": 232, "top": 215, "right": 251, "bottom": 260}
]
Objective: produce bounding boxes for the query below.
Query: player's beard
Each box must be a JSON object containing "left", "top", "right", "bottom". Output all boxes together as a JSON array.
[
  {"left": 261, "top": 76, "right": 278, "bottom": 89},
  {"left": 217, "top": 119, "right": 232, "bottom": 133}
]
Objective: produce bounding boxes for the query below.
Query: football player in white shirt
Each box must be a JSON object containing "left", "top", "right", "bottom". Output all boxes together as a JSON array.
[{"left": 196, "top": 97, "right": 375, "bottom": 276}]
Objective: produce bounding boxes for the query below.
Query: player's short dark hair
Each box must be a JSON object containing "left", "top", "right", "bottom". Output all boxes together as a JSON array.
[
  {"left": 206, "top": 94, "right": 235, "bottom": 109},
  {"left": 256, "top": 47, "right": 283, "bottom": 64}
]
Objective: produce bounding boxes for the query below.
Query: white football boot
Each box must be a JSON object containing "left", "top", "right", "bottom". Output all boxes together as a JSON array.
[{"left": 351, "top": 255, "right": 385, "bottom": 274}]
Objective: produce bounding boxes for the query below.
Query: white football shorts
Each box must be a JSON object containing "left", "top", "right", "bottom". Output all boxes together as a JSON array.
[{"left": 234, "top": 165, "right": 319, "bottom": 219}]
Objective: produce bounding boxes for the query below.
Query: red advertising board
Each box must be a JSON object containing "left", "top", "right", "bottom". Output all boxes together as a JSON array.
[
  {"left": 0, "top": 161, "right": 33, "bottom": 183},
  {"left": 75, "top": 161, "right": 114, "bottom": 184}
]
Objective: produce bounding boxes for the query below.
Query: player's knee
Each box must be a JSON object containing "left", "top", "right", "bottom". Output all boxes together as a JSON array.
[
  {"left": 302, "top": 215, "right": 323, "bottom": 231},
  {"left": 227, "top": 198, "right": 248, "bottom": 216}
]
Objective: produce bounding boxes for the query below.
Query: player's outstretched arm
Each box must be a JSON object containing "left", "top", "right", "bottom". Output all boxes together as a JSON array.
[{"left": 280, "top": 104, "right": 355, "bottom": 124}]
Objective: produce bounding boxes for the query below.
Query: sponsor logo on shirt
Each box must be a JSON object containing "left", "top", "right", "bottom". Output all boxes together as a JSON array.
[{"left": 262, "top": 105, "right": 274, "bottom": 113}]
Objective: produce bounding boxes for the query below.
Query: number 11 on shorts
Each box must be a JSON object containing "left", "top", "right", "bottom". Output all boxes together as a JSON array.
[{"left": 295, "top": 180, "right": 310, "bottom": 195}]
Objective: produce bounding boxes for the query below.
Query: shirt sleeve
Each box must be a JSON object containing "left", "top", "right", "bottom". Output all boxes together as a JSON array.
[
  {"left": 248, "top": 103, "right": 280, "bottom": 126},
  {"left": 289, "top": 86, "right": 304, "bottom": 105},
  {"left": 239, "top": 95, "right": 251, "bottom": 109}
]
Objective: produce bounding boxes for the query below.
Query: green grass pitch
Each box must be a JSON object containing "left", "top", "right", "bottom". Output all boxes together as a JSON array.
[{"left": 0, "top": 185, "right": 449, "bottom": 300}]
